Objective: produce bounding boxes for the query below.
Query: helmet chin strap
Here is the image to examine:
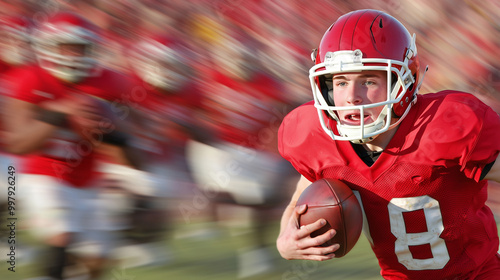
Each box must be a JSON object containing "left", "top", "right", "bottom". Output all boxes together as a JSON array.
[
  {"left": 349, "top": 133, "right": 377, "bottom": 144},
  {"left": 339, "top": 121, "right": 384, "bottom": 144},
  {"left": 334, "top": 99, "right": 391, "bottom": 144}
]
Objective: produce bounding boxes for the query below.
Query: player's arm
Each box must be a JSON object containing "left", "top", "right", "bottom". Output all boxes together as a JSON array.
[
  {"left": 4, "top": 93, "right": 98, "bottom": 154},
  {"left": 276, "top": 175, "right": 339, "bottom": 261},
  {"left": 3, "top": 97, "right": 60, "bottom": 154},
  {"left": 278, "top": 175, "right": 313, "bottom": 234}
]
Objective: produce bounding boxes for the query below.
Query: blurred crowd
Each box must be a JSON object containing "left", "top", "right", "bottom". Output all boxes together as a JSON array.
[
  {"left": 3, "top": 0, "right": 499, "bottom": 103},
  {"left": 0, "top": 0, "right": 500, "bottom": 279}
]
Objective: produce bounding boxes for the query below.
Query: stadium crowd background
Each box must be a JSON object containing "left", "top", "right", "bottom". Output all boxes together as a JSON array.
[
  {"left": 3, "top": 0, "right": 500, "bottom": 104},
  {"left": 1, "top": 0, "right": 500, "bottom": 279}
]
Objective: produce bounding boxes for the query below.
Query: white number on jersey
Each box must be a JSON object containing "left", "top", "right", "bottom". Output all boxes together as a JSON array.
[
  {"left": 356, "top": 193, "right": 450, "bottom": 270},
  {"left": 389, "top": 196, "right": 450, "bottom": 270}
]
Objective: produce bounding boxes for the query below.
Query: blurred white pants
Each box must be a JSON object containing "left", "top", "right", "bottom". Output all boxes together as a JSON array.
[
  {"left": 21, "top": 174, "right": 115, "bottom": 257},
  {"left": 186, "top": 140, "right": 282, "bottom": 205}
]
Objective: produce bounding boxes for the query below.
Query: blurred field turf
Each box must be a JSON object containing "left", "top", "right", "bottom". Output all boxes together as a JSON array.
[
  {"left": 106, "top": 221, "right": 500, "bottom": 280},
  {"left": 2, "top": 219, "right": 381, "bottom": 280},
  {"left": 115, "top": 222, "right": 382, "bottom": 280},
  {"left": 3, "top": 221, "right": 499, "bottom": 280}
]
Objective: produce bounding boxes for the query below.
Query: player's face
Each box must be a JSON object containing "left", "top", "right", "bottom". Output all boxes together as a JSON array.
[
  {"left": 330, "top": 70, "right": 387, "bottom": 126},
  {"left": 59, "top": 43, "right": 87, "bottom": 56}
]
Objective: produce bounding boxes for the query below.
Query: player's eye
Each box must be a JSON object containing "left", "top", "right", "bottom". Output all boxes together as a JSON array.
[{"left": 335, "top": 81, "right": 348, "bottom": 87}]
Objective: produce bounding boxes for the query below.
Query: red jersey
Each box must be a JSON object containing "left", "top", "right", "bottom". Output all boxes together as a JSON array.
[
  {"left": 0, "top": 61, "right": 31, "bottom": 152},
  {"left": 279, "top": 91, "right": 500, "bottom": 280},
  {"left": 11, "top": 65, "right": 133, "bottom": 187},
  {"left": 203, "top": 70, "right": 284, "bottom": 149}
]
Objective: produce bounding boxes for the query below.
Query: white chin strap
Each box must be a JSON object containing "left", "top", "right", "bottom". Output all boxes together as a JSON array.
[
  {"left": 336, "top": 121, "right": 385, "bottom": 144},
  {"left": 37, "top": 53, "right": 100, "bottom": 83},
  {"left": 319, "top": 107, "right": 388, "bottom": 144}
]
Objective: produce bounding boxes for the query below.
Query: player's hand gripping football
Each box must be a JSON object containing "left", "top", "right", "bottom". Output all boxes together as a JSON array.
[
  {"left": 41, "top": 94, "right": 117, "bottom": 141},
  {"left": 69, "top": 95, "right": 115, "bottom": 134},
  {"left": 277, "top": 204, "right": 340, "bottom": 261}
]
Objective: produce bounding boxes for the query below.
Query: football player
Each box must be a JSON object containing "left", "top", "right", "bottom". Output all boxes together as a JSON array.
[
  {"left": 0, "top": 14, "right": 34, "bottom": 193},
  {"left": 103, "top": 33, "right": 207, "bottom": 268},
  {"left": 186, "top": 35, "right": 292, "bottom": 278},
  {"left": 0, "top": 14, "right": 35, "bottom": 266},
  {"left": 2, "top": 11, "right": 146, "bottom": 280},
  {"left": 277, "top": 9, "right": 500, "bottom": 279}
]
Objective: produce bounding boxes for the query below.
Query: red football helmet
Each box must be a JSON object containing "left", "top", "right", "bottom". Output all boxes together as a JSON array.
[
  {"left": 129, "top": 34, "right": 191, "bottom": 91},
  {"left": 310, "top": 9, "right": 424, "bottom": 143},
  {"left": 31, "top": 12, "right": 102, "bottom": 83},
  {"left": 0, "top": 15, "right": 33, "bottom": 65}
]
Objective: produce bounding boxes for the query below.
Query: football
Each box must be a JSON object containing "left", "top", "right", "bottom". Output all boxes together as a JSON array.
[
  {"left": 68, "top": 94, "right": 118, "bottom": 141},
  {"left": 297, "top": 178, "right": 363, "bottom": 258}
]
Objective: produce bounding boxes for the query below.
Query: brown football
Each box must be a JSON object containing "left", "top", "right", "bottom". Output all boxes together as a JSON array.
[
  {"left": 297, "top": 178, "right": 363, "bottom": 258},
  {"left": 68, "top": 95, "right": 118, "bottom": 141}
]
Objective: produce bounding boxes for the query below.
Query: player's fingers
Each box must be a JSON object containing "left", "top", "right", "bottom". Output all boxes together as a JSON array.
[
  {"left": 290, "top": 204, "right": 307, "bottom": 229},
  {"left": 296, "top": 218, "right": 328, "bottom": 239},
  {"left": 295, "top": 204, "right": 307, "bottom": 216},
  {"left": 312, "top": 229, "right": 337, "bottom": 248},
  {"left": 301, "top": 253, "right": 335, "bottom": 261},
  {"left": 71, "top": 105, "right": 97, "bottom": 122},
  {"left": 79, "top": 112, "right": 100, "bottom": 123},
  {"left": 297, "top": 228, "right": 336, "bottom": 248},
  {"left": 298, "top": 243, "right": 339, "bottom": 259}
]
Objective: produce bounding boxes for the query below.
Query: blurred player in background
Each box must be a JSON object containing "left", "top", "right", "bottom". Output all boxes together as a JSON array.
[
  {"left": 102, "top": 33, "right": 209, "bottom": 268},
  {"left": 0, "top": 14, "right": 35, "bottom": 264},
  {"left": 277, "top": 9, "right": 500, "bottom": 279},
  {"left": 2, "top": 11, "right": 147, "bottom": 280},
  {"left": 186, "top": 34, "right": 292, "bottom": 278},
  {"left": 0, "top": 14, "right": 34, "bottom": 193}
]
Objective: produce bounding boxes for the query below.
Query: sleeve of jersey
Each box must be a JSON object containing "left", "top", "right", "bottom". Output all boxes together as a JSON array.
[
  {"left": 416, "top": 93, "right": 500, "bottom": 182},
  {"left": 278, "top": 102, "right": 320, "bottom": 182},
  {"left": 10, "top": 69, "right": 42, "bottom": 104},
  {"left": 462, "top": 105, "right": 500, "bottom": 181}
]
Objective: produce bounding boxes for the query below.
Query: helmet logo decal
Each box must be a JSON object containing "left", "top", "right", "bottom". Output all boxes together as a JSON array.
[{"left": 324, "top": 49, "right": 363, "bottom": 72}]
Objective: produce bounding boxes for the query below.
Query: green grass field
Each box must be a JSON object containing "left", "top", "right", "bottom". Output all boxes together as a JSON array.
[
  {"left": 2, "top": 218, "right": 499, "bottom": 280},
  {"left": 113, "top": 222, "right": 383, "bottom": 280},
  {"left": 1, "top": 219, "right": 381, "bottom": 280},
  {"left": 103, "top": 220, "right": 500, "bottom": 280}
]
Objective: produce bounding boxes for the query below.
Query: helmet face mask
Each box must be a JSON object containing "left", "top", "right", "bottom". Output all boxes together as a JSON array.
[
  {"left": 32, "top": 12, "right": 101, "bottom": 83},
  {"left": 310, "top": 10, "right": 422, "bottom": 144},
  {"left": 130, "top": 36, "right": 190, "bottom": 92},
  {"left": 134, "top": 58, "right": 187, "bottom": 91},
  {"left": 38, "top": 42, "right": 99, "bottom": 83}
]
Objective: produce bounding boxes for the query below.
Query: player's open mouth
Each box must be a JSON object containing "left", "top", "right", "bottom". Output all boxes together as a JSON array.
[{"left": 343, "top": 113, "right": 371, "bottom": 125}]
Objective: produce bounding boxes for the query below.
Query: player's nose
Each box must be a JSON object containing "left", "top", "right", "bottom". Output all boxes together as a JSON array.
[{"left": 345, "top": 84, "right": 363, "bottom": 105}]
